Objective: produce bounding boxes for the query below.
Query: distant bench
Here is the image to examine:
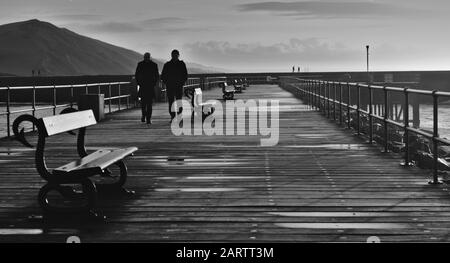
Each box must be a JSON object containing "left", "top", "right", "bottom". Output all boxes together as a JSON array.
[
  {"left": 233, "top": 79, "right": 243, "bottom": 93},
  {"left": 220, "top": 82, "right": 235, "bottom": 100},
  {"left": 13, "top": 109, "right": 137, "bottom": 220},
  {"left": 193, "top": 88, "right": 215, "bottom": 120}
]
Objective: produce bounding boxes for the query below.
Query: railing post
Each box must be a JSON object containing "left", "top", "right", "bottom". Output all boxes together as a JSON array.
[
  {"left": 108, "top": 83, "right": 112, "bottom": 113},
  {"left": 368, "top": 85, "right": 373, "bottom": 144},
  {"left": 314, "top": 81, "right": 318, "bottom": 110},
  {"left": 309, "top": 80, "right": 312, "bottom": 109},
  {"left": 126, "top": 83, "right": 130, "bottom": 109},
  {"left": 339, "top": 83, "right": 343, "bottom": 125},
  {"left": 69, "top": 85, "right": 74, "bottom": 108},
  {"left": 356, "top": 84, "right": 361, "bottom": 135},
  {"left": 32, "top": 85, "right": 36, "bottom": 131},
  {"left": 118, "top": 83, "right": 121, "bottom": 111},
  {"left": 6, "top": 86, "right": 11, "bottom": 138},
  {"left": 333, "top": 82, "right": 337, "bottom": 121},
  {"left": 53, "top": 85, "right": 57, "bottom": 115},
  {"left": 382, "top": 86, "right": 390, "bottom": 153},
  {"left": 347, "top": 83, "right": 351, "bottom": 129},
  {"left": 430, "top": 90, "right": 441, "bottom": 184},
  {"left": 401, "top": 88, "right": 412, "bottom": 166},
  {"left": 327, "top": 82, "right": 331, "bottom": 118}
]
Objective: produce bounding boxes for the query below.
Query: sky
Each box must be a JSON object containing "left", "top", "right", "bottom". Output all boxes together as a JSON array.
[{"left": 1, "top": 0, "right": 450, "bottom": 72}]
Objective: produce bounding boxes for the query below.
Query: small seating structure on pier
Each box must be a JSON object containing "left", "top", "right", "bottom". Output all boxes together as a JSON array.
[{"left": 1, "top": 74, "right": 450, "bottom": 242}]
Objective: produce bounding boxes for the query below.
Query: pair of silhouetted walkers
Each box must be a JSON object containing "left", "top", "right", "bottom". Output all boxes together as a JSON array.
[{"left": 135, "top": 49, "right": 188, "bottom": 124}]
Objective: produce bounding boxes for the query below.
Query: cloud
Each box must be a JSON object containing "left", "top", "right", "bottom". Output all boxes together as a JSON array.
[
  {"left": 51, "top": 14, "right": 102, "bottom": 21},
  {"left": 88, "top": 22, "right": 143, "bottom": 33},
  {"left": 184, "top": 38, "right": 422, "bottom": 72},
  {"left": 141, "top": 17, "right": 186, "bottom": 27},
  {"left": 236, "top": 1, "right": 417, "bottom": 19},
  {"left": 84, "top": 17, "right": 203, "bottom": 34},
  {"left": 185, "top": 38, "right": 359, "bottom": 63}
]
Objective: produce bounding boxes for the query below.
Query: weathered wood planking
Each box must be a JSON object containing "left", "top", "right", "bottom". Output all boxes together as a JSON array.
[{"left": 1, "top": 84, "right": 450, "bottom": 243}]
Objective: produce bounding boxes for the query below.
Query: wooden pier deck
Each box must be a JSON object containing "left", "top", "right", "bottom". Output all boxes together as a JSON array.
[{"left": 1, "top": 84, "right": 450, "bottom": 243}]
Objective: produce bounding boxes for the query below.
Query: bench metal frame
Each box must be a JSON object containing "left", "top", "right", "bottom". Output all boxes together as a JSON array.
[{"left": 12, "top": 109, "right": 135, "bottom": 219}]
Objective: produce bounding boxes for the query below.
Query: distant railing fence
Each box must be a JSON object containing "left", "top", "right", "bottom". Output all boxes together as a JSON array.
[
  {"left": 279, "top": 77, "right": 450, "bottom": 185},
  {"left": 1, "top": 73, "right": 284, "bottom": 139},
  {"left": 0, "top": 75, "right": 231, "bottom": 139}
]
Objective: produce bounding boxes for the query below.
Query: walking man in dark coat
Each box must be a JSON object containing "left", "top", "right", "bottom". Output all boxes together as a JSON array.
[
  {"left": 135, "top": 52, "right": 159, "bottom": 124},
  {"left": 161, "top": 49, "right": 188, "bottom": 120}
]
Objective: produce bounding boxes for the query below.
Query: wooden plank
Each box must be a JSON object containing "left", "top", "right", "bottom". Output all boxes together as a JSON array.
[
  {"left": 53, "top": 147, "right": 137, "bottom": 174},
  {"left": 42, "top": 110, "right": 96, "bottom": 136}
]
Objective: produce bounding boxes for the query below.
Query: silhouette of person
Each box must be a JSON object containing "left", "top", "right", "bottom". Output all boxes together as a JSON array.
[
  {"left": 135, "top": 52, "right": 159, "bottom": 124},
  {"left": 161, "top": 49, "right": 188, "bottom": 120},
  {"left": 292, "top": 66, "right": 295, "bottom": 73}
]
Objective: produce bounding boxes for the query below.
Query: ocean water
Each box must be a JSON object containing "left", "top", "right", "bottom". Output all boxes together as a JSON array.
[{"left": 419, "top": 104, "right": 450, "bottom": 140}]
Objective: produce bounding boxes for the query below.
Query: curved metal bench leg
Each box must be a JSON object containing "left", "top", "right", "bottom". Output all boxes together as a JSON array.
[
  {"left": 38, "top": 179, "right": 104, "bottom": 220},
  {"left": 96, "top": 160, "right": 135, "bottom": 196}
]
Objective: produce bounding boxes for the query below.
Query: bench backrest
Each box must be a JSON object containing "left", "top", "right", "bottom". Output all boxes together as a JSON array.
[
  {"left": 41, "top": 110, "right": 97, "bottom": 136},
  {"left": 219, "top": 82, "right": 228, "bottom": 92},
  {"left": 194, "top": 88, "right": 202, "bottom": 96}
]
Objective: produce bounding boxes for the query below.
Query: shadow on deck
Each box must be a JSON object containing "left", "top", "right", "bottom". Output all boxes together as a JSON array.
[{"left": 1, "top": 84, "right": 450, "bottom": 242}]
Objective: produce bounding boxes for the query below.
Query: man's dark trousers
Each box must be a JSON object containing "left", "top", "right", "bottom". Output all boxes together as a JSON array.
[
  {"left": 167, "top": 87, "right": 183, "bottom": 119},
  {"left": 141, "top": 97, "right": 153, "bottom": 120}
]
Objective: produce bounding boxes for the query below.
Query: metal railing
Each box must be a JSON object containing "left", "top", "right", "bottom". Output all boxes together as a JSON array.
[
  {"left": 280, "top": 77, "right": 450, "bottom": 184},
  {"left": 0, "top": 81, "right": 132, "bottom": 138},
  {"left": 0, "top": 76, "right": 229, "bottom": 139}
]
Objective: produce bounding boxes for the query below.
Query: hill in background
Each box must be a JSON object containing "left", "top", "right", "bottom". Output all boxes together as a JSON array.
[{"left": 0, "top": 19, "right": 222, "bottom": 76}]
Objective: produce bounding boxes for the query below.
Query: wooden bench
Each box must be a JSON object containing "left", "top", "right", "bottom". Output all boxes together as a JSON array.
[
  {"left": 233, "top": 79, "right": 243, "bottom": 93},
  {"left": 193, "top": 88, "right": 216, "bottom": 120},
  {"left": 220, "top": 81, "right": 235, "bottom": 100},
  {"left": 242, "top": 78, "right": 250, "bottom": 89},
  {"left": 12, "top": 109, "right": 137, "bottom": 220}
]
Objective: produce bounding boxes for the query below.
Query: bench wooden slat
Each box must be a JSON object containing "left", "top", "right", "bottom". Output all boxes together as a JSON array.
[
  {"left": 53, "top": 147, "right": 138, "bottom": 175},
  {"left": 42, "top": 110, "right": 97, "bottom": 136}
]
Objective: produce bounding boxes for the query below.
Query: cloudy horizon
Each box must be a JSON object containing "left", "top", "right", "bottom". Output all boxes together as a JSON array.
[{"left": 1, "top": 0, "right": 449, "bottom": 72}]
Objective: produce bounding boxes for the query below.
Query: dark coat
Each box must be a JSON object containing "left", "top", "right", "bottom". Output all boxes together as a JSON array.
[
  {"left": 161, "top": 59, "right": 188, "bottom": 90},
  {"left": 135, "top": 60, "right": 159, "bottom": 98}
]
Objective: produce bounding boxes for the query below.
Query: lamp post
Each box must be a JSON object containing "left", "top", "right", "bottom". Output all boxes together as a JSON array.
[{"left": 366, "top": 45, "right": 370, "bottom": 84}]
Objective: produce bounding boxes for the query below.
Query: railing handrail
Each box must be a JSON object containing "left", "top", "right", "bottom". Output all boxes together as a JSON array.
[
  {"left": 280, "top": 76, "right": 450, "bottom": 184},
  {"left": 0, "top": 75, "right": 240, "bottom": 139}
]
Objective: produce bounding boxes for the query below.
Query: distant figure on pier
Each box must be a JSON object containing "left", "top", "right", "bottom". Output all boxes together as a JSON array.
[
  {"left": 161, "top": 49, "right": 188, "bottom": 120},
  {"left": 292, "top": 66, "right": 295, "bottom": 73},
  {"left": 298, "top": 67, "right": 300, "bottom": 73},
  {"left": 135, "top": 52, "right": 159, "bottom": 124}
]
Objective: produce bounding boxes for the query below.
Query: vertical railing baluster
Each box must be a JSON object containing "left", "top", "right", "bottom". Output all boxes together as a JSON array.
[
  {"left": 53, "top": 85, "right": 57, "bottom": 115},
  {"left": 6, "top": 87, "right": 11, "bottom": 138},
  {"left": 321, "top": 81, "right": 325, "bottom": 113},
  {"left": 431, "top": 91, "right": 441, "bottom": 184},
  {"left": 314, "top": 81, "right": 318, "bottom": 110},
  {"left": 118, "top": 83, "right": 121, "bottom": 111},
  {"left": 347, "top": 83, "right": 351, "bottom": 129},
  {"left": 368, "top": 85, "right": 373, "bottom": 143},
  {"left": 327, "top": 82, "right": 331, "bottom": 118},
  {"left": 356, "top": 84, "right": 361, "bottom": 135},
  {"left": 32, "top": 86, "right": 36, "bottom": 131},
  {"left": 382, "top": 86, "right": 390, "bottom": 153},
  {"left": 333, "top": 82, "right": 337, "bottom": 121},
  {"left": 401, "top": 88, "right": 411, "bottom": 166},
  {"left": 339, "top": 83, "right": 343, "bottom": 125},
  {"left": 70, "top": 85, "right": 74, "bottom": 108},
  {"left": 108, "top": 83, "right": 112, "bottom": 113}
]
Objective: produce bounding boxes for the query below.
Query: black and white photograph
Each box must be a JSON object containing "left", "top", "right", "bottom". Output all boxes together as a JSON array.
[{"left": 1, "top": 0, "right": 450, "bottom": 250}]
